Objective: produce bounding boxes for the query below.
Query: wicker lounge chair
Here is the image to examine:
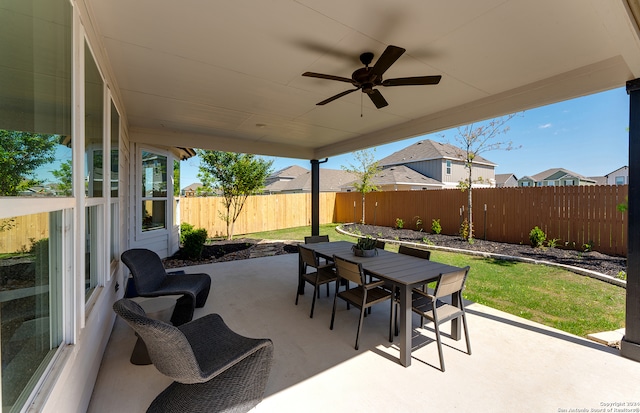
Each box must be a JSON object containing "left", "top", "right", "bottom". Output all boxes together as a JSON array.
[
  {"left": 113, "top": 298, "right": 273, "bottom": 413},
  {"left": 121, "top": 248, "right": 211, "bottom": 326}
]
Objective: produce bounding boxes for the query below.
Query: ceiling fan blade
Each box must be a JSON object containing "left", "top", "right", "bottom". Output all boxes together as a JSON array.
[
  {"left": 370, "top": 45, "right": 405, "bottom": 78},
  {"left": 367, "top": 89, "right": 388, "bottom": 109},
  {"left": 302, "top": 72, "right": 354, "bottom": 84},
  {"left": 382, "top": 75, "right": 442, "bottom": 86},
  {"left": 316, "top": 88, "right": 359, "bottom": 105}
]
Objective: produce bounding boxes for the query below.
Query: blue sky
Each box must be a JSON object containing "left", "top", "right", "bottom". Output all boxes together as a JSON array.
[{"left": 180, "top": 86, "right": 629, "bottom": 188}]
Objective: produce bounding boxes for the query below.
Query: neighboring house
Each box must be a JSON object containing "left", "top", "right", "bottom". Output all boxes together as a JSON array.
[
  {"left": 377, "top": 139, "right": 497, "bottom": 189},
  {"left": 341, "top": 165, "right": 443, "bottom": 191},
  {"left": 181, "top": 183, "right": 203, "bottom": 197},
  {"left": 605, "top": 166, "right": 629, "bottom": 185},
  {"left": 589, "top": 176, "right": 608, "bottom": 186},
  {"left": 264, "top": 167, "right": 356, "bottom": 193},
  {"left": 263, "top": 165, "right": 308, "bottom": 191},
  {"left": 517, "top": 168, "right": 597, "bottom": 187},
  {"left": 495, "top": 173, "right": 518, "bottom": 187}
]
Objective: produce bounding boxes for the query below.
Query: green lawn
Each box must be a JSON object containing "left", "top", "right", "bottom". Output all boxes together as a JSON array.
[{"left": 241, "top": 224, "right": 625, "bottom": 338}]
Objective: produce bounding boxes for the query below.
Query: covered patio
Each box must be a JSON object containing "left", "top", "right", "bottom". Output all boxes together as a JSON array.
[
  {"left": 4, "top": 0, "right": 640, "bottom": 411},
  {"left": 88, "top": 254, "right": 640, "bottom": 412}
]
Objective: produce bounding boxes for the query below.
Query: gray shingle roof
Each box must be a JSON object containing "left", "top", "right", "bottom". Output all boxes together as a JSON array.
[
  {"left": 378, "top": 139, "right": 496, "bottom": 167},
  {"left": 530, "top": 168, "right": 594, "bottom": 182}
]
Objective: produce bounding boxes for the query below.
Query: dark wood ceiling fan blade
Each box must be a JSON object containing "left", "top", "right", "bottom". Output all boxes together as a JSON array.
[
  {"left": 316, "top": 88, "right": 359, "bottom": 105},
  {"left": 368, "top": 89, "right": 388, "bottom": 109},
  {"left": 382, "top": 75, "right": 442, "bottom": 86},
  {"left": 302, "top": 72, "right": 354, "bottom": 84},
  {"left": 370, "top": 45, "right": 405, "bottom": 78}
]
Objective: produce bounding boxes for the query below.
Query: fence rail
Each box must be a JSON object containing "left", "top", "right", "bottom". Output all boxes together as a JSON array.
[{"left": 334, "top": 186, "right": 628, "bottom": 256}]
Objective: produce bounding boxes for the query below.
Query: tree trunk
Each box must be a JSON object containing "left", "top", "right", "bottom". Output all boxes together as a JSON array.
[
  {"left": 361, "top": 194, "right": 366, "bottom": 224},
  {"left": 467, "top": 167, "right": 474, "bottom": 240}
]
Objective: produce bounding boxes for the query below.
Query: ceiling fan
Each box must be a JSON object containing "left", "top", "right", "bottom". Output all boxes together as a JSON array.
[{"left": 302, "top": 45, "right": 441, "bottom": 109}]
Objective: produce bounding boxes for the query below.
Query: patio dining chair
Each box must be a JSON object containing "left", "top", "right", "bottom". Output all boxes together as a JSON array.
[
  {"left": 410, "top": 266, "right": 471, "bottom": 371},
  {"left": 121, "top": 248, "right": 211, "bottom": 326},
  {"left": 296, "top": 244, "right": 337, "bottom": 318},
  {"left": 113, "top": 298, "right": 273, "bottom": 413},
  {"left": 330, "top": 255, "right": 394, "bottom": 350}
]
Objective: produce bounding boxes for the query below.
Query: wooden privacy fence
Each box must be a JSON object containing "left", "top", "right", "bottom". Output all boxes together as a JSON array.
[
  {"left": 0, "top": 213, "right": 49, "bottom": 254},
  {"left": 180, "top": 192, "right": 337, "bottom": 238},
  {"left": 335, "top": 186, "right": 628, "bottom": 256}
]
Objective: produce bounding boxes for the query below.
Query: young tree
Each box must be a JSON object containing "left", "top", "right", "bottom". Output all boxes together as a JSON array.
[
  {"left": 0, "top": 130, "right": 58, "bottom": 195},
  {"left": 449, "top": 114, "right": 520, "bottom": 241},
  {"left": 342, "top": 149, "right": 381, "bottom": 224},
  {"left": 197, "top": 150, "right": 273, "bottom": 239},
  {"left": 51, "top": 159, "right": 73, "bottom": 196}
]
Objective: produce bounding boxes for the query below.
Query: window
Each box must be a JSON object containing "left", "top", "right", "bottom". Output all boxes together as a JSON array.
[
  {"left": 521, "top": 181, "right": 530, "bottom": 187},
  {"left": 0, "top": 0, "right": 72, "bottom": 197},
  {"left": 547, "top": 181, "right": 555, "bottom": 186},
  {"left": 616, "top": 176, "right": 626, "bottom": 185},
  {"left": 536, "top": 182, "right": 542, "bottom": 187},
  {"left": 85, "top": 42, "right": 104, "bottom": 198},
  {"left": 446, "top": 160, "right": 451, "bottom": 175},
  {"left": 141, "top": 150, "right": 168, "bottom": 231},
  {"left": 0, "top": 0, "right": 72, "bottom": 409},
  {"left": 109, "top": 102, "right": 120, "bottom": 264},
  {"left": 0, "top": 211, "right": 66, "bottom": 410},
  {"left": 565, "top": 180, "right": 574, "bottom": 186}
]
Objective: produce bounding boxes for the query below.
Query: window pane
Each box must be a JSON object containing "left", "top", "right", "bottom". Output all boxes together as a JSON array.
[
  {"left": 85, "top": 42, "right": 104, "bottom": 198},
  {"left": 0, "top": 211, "right": 64, "bottom": 410},
  {"left": 142, "top": 201, "right": 166, "bottom": 231},
  {"left": 0, "top": 0, "right": 72, "bottom": 197},
  {"left": 110, "top": 102, "right": 119, "bottom": 197},
  {"left": 142, "top": 151, "right": 167, "bottom": 197},
  {"left": 85, "top": 205, "right": 101, "bottom": 300}
]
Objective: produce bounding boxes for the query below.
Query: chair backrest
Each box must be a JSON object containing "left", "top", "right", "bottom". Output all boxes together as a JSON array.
[
  {"left": 375, "top": 240, "right": 386, "bottom": 250},
  {"left": 113, "top": 298, "right": 203, "bottom": 383},
  {"left": 298, "top": 244, "right": 319, "bottom": 268},
  {"left": 121, "top": 249, "right": 168, "bottom": 294},
  {"left": 398, "top": 245, "right": 431, "bottom": 260},
  {"left": 333, "top": 255, "right": 365, "bottom": 286},
  {"left": 305, "top": 235, "right": 329, "bottom": 244},
  {"left": 434, "top": 266, "right": 470, "bottom": 299}
]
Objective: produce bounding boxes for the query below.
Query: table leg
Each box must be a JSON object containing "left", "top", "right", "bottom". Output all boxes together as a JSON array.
[
  {"left": 399, "top": 284, "right": 412, "bottom": 367},
  {"left": 297, "top": 254, "right": 305, "bottom": 295}
]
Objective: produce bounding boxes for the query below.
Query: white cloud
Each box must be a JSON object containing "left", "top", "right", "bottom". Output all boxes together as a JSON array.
[{"left": 539, "top": 123, "right": 552, "bottom": 129}]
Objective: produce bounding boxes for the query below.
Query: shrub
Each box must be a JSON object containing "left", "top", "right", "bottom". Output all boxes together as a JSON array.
[
  {"left": 431, "top": 219, "right": 442, "bottom": 234},
  {"left": 459, "top": 218, "right": 469, "bottom": 240},
  {"left": 546, "top": 238, "right": 560, "bottom": 248},
  {"left": 529, "top": 226, "right": 546, "bottom": 248},
  {"left": 180, "top": 222, "right": 195, "bottom": 245},
  {"left": 395, "top": 218, "right": 404, "bottom": 229},
  {"left": 182, "top": 228, "right": 208, "bottom": 260},
  {"left": 413, "top": 216, "right": 423, "bottom": 231}
]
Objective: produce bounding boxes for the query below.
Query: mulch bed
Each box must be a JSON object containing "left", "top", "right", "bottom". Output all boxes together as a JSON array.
[
  {"left": 343, "top": 224, "right": 626, "bottom": 277},
  {"left": 162, "top": 225, "right": 627, "bottom": 277}
]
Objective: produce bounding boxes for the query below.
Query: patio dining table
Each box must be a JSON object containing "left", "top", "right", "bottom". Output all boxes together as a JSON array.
[{"left": 299, "top": 240, "right": 466, "bottom": 367}]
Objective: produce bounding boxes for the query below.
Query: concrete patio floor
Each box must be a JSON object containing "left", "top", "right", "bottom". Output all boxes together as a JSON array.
[{"left": 88, "top": 254, "right": 640, "bottom": 412}]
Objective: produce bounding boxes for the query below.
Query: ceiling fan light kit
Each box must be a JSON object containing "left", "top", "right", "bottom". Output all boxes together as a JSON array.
[{"left": 302, "top": 45, "right": 441, "bottom": 109}]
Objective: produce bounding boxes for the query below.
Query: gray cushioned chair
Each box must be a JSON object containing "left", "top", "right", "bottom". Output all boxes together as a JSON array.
[
  {"left": 113, "top": 298, "right": 273, "bottom": 413},
  {"left": 121, "top": 248, "right": 211, "bottom": 326}
]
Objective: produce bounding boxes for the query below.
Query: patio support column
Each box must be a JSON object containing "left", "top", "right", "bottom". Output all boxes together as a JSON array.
[
  {"left": 311, "top": 160, "right": 320, "bottom": 236},
  {"left": 310, "top": 159, "right": 327, "bottom": 236},
  {"left": 622, "top": 78, "right": 640, "bottom": 362}
]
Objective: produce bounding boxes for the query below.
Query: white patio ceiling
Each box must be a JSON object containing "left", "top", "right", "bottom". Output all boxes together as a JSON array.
[{"left": 84, "top": 0, "right": 640, "bottom": 160}]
